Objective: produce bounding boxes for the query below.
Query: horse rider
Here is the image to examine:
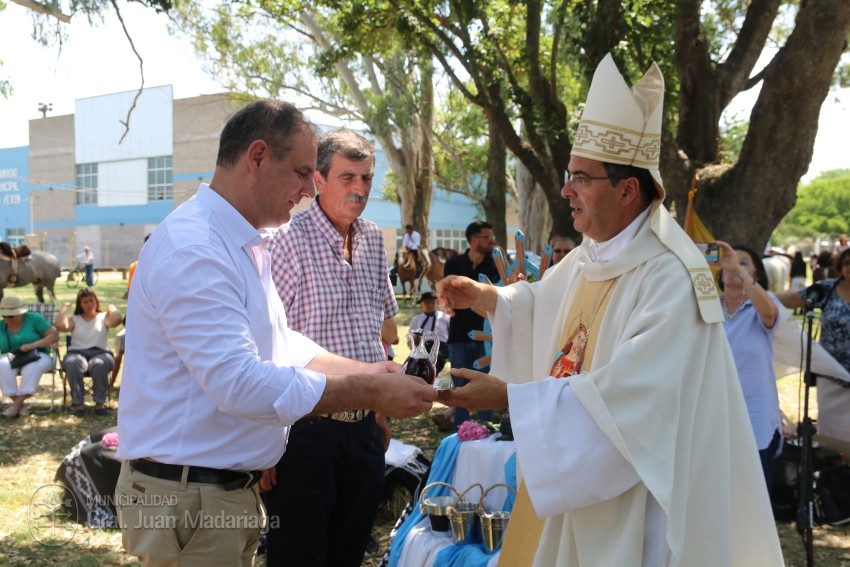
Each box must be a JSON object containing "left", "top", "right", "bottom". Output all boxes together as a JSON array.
[{"left": 402, "top": 224, "right": 431, "bottom": 276}]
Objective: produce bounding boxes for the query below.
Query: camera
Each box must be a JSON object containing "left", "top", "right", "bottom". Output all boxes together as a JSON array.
[{"left": 695, "top": 242, "right": 719, "bottom": 262}]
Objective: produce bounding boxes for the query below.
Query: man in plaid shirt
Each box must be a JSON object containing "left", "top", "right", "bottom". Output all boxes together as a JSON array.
[{"left": 264, "top": 129, "right": 399, "bottom": 566}]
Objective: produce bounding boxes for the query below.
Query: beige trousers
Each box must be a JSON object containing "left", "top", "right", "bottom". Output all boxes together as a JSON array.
[{"left": 115, "top": 460, "right": 265, "bottom": 567}]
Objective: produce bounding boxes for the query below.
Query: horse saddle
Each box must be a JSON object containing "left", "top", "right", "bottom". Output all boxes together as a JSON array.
[
  {"left": 0, "top": 243, "right": 32, "bottom": 286},
  {"left": 0, "top": 243, "right": 31, "bottom": 260}
]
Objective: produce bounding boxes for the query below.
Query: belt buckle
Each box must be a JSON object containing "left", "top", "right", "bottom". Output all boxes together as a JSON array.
[
  {"left": 329, "top": 410, "right": 365, "bottom": 422},
  {"left": 223, "top": 471, "right": 257, "bottom": 491}
]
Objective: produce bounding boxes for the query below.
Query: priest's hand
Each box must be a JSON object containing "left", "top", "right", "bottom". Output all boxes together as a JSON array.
[
  {"left": 437, "top": 275, "right": 498, "bottom": 316},
  {"left": 437, "top": 368, "right": 508, "bottom": 411}
]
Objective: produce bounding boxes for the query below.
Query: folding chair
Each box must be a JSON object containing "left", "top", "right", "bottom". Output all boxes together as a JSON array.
[{"left": 22, "top": 302, "right": 62, "bottom": 413}]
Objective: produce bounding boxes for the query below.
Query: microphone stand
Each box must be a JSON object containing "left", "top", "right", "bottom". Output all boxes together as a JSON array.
[{"left": 795, "top": 308, "right": 817, "bottom": 567}]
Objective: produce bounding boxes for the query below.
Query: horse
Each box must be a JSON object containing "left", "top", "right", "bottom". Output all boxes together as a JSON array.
[
  {"left": 417, "top": 248, "right": 457, "bottom": 292},
  {"left": 763, "top": 253, "right": 791, "bottom": 294},
  {"left": 395, "top": 248, "right": 420, "bottom": 299},
  {"left": 432, "top": 247, "right": 459, "bottom": 262},
  {"left": 0, "top": 248, "right": 61, "bottom": 303}
]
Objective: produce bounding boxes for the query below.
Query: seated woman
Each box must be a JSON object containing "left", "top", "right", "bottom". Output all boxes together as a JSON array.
[
  {"left": 55, "top": 288, "right": 123, "bottom": 417},
  {"left": 0, "top": 296, "right": 59, "bottom": 418}
]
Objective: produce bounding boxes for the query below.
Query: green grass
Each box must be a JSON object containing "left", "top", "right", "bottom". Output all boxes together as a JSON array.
[{"left": 1, "top": 281, "right": 849, "bottom": 565}]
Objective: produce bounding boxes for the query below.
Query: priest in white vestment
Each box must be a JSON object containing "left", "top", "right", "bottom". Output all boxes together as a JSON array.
[{"left": 437, "top": 54, "right": 783, "bottom": 566}]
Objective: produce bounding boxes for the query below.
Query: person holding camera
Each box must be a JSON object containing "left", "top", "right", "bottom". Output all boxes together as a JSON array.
[{"left": 712, "top": 241, "right": 783, "bottom": 495}]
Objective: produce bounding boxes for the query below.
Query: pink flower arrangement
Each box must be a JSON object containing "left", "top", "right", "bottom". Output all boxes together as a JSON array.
[
  {"left": 101, "top": 432, "right": 119, "bottom": 449},
  {"left": 457, "top": 420, "right": 492, "bottom": 442}
]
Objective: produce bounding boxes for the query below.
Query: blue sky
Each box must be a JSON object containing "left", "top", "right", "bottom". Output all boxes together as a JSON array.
[{"left": 0, "top": 2, "right": 846, "bottom": 182}]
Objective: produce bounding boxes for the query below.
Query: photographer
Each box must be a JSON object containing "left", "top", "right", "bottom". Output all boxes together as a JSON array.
[{"left": 712, "top": 241, "right": 783, "bottom": 495}]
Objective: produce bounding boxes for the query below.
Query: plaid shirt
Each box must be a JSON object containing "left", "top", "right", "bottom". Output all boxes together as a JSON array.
[{"left": 267, "top": 199, "right": 398, "bottom": 363}]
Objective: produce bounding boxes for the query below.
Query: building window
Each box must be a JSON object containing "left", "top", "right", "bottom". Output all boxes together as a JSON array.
[
  {"left": 76, "top": 163, "right": 98, "bottom": 205},
  {"left": 148, "top": 156, "right": 173, "bottom": 201},
  {"left": 433, "top": 229, "right": 467, "bottom": 252},
  {"left": 5, "top": 227, "right": 25, "bottom": 246}
]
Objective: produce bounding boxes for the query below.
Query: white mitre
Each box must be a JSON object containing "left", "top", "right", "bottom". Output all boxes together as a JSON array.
[
  {"left": 571, "top": 53, "right": 665, "bottom": 200},
  {"left": 572, "top": 53, "right": 722, "bottom": 323}
]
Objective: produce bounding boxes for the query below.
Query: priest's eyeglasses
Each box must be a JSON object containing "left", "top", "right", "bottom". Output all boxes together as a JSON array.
[{"left": 565, "top": 172, "right": 612, "bottom": 187}]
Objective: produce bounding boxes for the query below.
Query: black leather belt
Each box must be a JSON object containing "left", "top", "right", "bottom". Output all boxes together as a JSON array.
[{"left": 128, "top": 459, "right": 262, "bottom": 491}]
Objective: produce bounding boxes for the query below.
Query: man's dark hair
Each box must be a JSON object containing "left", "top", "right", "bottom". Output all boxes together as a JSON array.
[
  {"left": 216, "top": 100, "right": 316, "bottom": 168},
  {"left": 465, "top": 220, "right": 493, "bottom": 243},
  {"left": 405, "top": 224, "right": 414, "bottom": 231},
  {"left": 316, "top": 129, "right": 375, "bottom": 178},
  {"left": 602, "top": 163, "right": 657, "bottom": 207}
]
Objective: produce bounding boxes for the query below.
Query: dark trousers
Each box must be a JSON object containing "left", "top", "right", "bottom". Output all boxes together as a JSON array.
[
  {"left": 85, "top": 264, "right": 94, "bottom": 286},
  {"left": 759, "top": 428, "right": 782, "bottom": 497},
  {"left": 448, "top": 341, "right": 493, "bottom": 430},
  {"left": 264, "top": 413, "right": 385, "bottom": 567},
  {"left": 63, "top": 348, "right": 113, "bottom": 405}
]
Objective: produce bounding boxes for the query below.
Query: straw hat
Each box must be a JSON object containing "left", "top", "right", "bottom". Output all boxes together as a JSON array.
[
  {"left": 0, "top": 296, "right": 28, "bottom": 317},
  {"left": 571, "top": 53, "right": 665, "bottom": 200}
]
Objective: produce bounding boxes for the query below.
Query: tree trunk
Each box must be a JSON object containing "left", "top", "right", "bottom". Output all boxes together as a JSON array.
[
  {"left": 676, "top": 0, "right": 850, "bottom": 251},
  {"left": 412, "top": 54, "right": 435, "bottom": 244},
  {"left": 481, "top": 119, "right": 508, "bottom": 248},
  {"left": 384, "top": 54, "right": 435, "bottom": 241},
  {"left": 516, "top": 160, "right": 552, "bottom": 255}
]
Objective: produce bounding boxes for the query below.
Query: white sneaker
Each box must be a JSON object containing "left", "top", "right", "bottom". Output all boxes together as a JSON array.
[
  {"left": 17, "top": 405, "right": 29, "bottom": 417},
  {"left": 3, "top": 405, "right": 20, "bottom": 418}
]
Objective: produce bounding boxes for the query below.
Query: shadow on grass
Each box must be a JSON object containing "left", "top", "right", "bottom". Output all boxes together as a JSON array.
[
  {"left": 0, "top": 528, "right": 135, "bottom": 567},
  {"left": 0, "top": 392, "right": 118, "bottom": 468}
]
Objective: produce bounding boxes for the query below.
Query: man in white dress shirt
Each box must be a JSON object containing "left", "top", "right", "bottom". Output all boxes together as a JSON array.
[
  {"left": 437, "top": 55, "right": 783, "bottom": 566},
  {"left": 402, "top": 223, "right": 430, "bottom": 273},
  {"left": 115, "top": 100, "right": 436, "bottom": 566}
]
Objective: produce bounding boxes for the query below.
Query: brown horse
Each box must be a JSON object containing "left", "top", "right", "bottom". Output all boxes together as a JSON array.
[
  {"left": 432, "top": 247, "right": 459, "bottom": 262},
  {"left": 417, "top": 248, "right": 458, "bottom": 293},
  {"left": 395, "top": 249, "right": 419, "bottom": 299}
]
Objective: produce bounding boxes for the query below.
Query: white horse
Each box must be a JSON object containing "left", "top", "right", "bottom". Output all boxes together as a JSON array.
[
  {"left": 763, "top": 254, "right": 791, "bottom": 294},
  {"left": 0, "top": 248, "right": 61, "bottom": 303}
]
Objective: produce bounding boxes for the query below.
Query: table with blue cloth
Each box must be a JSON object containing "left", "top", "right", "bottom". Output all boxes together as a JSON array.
[{"left": 388, "top": 433, "right": 517, "bottom": 567}]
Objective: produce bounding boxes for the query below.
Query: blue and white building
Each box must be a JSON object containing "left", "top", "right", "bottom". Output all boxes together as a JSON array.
[{"left": 0, "top": 86, "right": 509, "bottom": 270}]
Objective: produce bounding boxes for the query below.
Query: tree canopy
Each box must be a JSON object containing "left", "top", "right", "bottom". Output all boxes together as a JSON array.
[
  {"left": 377, "top": 0, "right": 850, "bottom": 251},
  {"left": 181, "top": 0, "right": 850, "bottom": 252},
  {"left": 6, "top": 0, "right": 850, "bottom": 255},
  {"left": 773, "top": 170, "right": 850, "bottom": 247}
]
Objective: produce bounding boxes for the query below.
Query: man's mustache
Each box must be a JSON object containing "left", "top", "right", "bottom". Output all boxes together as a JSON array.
[{"left": 346, "top": 194, "right": 367, "bottom": 204}]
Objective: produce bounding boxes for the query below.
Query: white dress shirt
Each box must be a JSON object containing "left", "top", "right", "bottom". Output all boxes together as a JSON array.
[
  {"left": 402, "top": 230, "right": 421, "bottom": 250},
  {"left": 117, "top": 184, "right": 327, "bottom": 471}
]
